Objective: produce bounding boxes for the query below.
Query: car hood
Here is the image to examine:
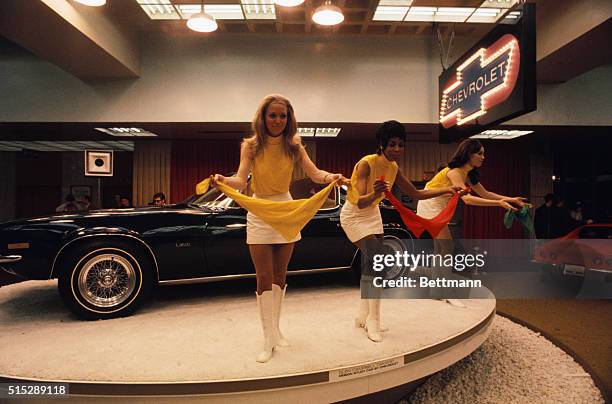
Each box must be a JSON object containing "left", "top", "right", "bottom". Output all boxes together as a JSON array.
[{"left": 0, "top": 205, "right": 210, "bottom": 230}]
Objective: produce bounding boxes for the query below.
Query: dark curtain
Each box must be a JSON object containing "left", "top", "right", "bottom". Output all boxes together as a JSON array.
[
  {"left": 463, "top": 139, "right": 530, "bottom": 239},
  {"left": 171, "top": 140, "right": 241, "bottom": 203},
  {"left": 16, "top": 151, "right": 62, "bottom": 218},
  {"left": 315, "top": 140, "right": 376, "bottom": 178}
]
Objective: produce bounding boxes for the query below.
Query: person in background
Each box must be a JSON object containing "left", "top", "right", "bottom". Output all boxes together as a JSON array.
[
  {"left": 152, "top": 192, "right": 166, "bottom": 207},
  {"left": 552, "top": 197, "right": 573, "bottom": 238},
  {"left": 79, "top": 195, "right": 97, "bottom": 211},
  {"left": 534, "top": 193, "right": 554, "bottom": 239},
  {"left": 55, "top": 194, "right": 79, "bottom": 213},
  {"left": 119, "top": 196, "right": 132, "bottom": 208},
  {"left": 570, "top": 201, "right": 594, "bottom": 226}
]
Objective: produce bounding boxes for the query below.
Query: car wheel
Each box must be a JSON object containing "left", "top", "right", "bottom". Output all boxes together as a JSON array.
[
  {"left": 349, "top": 232, "right": 414, "bottom": 285},
  {"left": 58, "top": 240, "right": 154, "bottom": 320}
]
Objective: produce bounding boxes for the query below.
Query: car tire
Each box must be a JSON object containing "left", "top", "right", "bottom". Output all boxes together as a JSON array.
[
  {"left": 58, "top": 240, "right": 154, "bottom": 320},
  {"left": 348, "top": 232, "right": 414, "bottom": 285}
]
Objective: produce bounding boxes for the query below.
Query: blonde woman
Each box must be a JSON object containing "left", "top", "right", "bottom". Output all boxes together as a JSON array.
[{"left": 212, "top": 95, "right": 345, "bottom": 363}]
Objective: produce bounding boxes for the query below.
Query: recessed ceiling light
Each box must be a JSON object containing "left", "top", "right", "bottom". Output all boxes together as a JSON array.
[
  {"left": 74, "top": 0, "right": 106, "bottom": 6},
  {"left": 298, "top": 128, "right": 316, "bottom": 137},
  {"left": 470, "top": 129, "right": 533, "bottom": 139},
  {"left": 0, "top": 141, "right": 134, "bottom": 152},
  {"left": 136, "top": 0, "right": 179, "bottom": 19},
  {"left": 274, "top": 0, "right": 305, "bottom": 6},
  {"left": 242, "top": 0, "right": 276, "bottom": 19},
  {"left": 315, "top": 128, "right": 341, "bottom": 137},
  {"left": 378, "top": 0, "right": 413, "bottom": 6},
  {"left": 373, "top": 6, "right": 409, "bottom": 21},
  {"left": 95, "top": 127, "right": 158, "bottom": 137},
  {"left": 297, "top": 128, "right": 341, "bottom": 137}
]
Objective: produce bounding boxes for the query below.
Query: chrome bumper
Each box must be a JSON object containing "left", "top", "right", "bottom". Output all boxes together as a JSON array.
[{"left": 0, "top": 255, "right": 22, "bottom": 264}]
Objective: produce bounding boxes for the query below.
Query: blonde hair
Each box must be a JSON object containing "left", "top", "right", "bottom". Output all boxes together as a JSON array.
[{"left": 243, "top": 94, "right": 300, "bottom": 159}]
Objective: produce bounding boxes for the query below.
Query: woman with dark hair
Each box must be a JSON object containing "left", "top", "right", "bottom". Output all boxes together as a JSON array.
[
  {"left": 340, "top": 120, "right": 461, "bottom": 342},
  {"left": 417, "top": 138, "right": 525, "bottom": 306},
  {"left": 212, "top": 94, "right": 346, "bottom": 363}
]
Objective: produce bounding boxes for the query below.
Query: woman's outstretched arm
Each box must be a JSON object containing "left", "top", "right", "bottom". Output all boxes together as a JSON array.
[
  {"left": 447, "top": 169, "right": 517, "bottom": 210},
  {"left": 213, "top": 142, "right": 253, "bottom": 191},
  {"left": 297, "top": 141, "right": 348, "bottom": 185},
  {"left": 395, "top": 171, "right": 461, "bottom": 200}
]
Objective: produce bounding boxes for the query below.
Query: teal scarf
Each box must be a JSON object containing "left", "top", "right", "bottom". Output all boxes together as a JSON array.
[{"left": 504, "top": 205, "right": 534, "bottom": 235}]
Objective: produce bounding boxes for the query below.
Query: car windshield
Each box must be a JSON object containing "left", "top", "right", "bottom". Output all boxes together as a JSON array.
[{"left": 182, "top": 177, "right": 339, "bottom": 210}]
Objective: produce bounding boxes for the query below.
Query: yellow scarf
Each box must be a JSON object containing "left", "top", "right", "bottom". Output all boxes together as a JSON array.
[{"left": 195, "top": 178, "right": 338, "bottom": 241}]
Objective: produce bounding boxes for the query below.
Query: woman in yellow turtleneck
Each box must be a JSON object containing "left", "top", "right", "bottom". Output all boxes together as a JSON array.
[
  {"left": 417, "top": 138, "right": 525, "bottom": 307},
  {"left": 340, "top": 121, "right": 461, "bottom": 343},
  {"left": 212, "top": 94, "right": 346, "bottom": 363}
]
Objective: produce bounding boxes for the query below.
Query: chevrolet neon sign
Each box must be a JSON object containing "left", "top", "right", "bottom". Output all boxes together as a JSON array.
[{"left": 440, "top": 34, "right": 520, "bottom": 128}]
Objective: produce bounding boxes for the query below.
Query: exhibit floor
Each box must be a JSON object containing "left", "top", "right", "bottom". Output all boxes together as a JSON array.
[{"left": 0, "top": 279, "right": 493, "bottom": 401}]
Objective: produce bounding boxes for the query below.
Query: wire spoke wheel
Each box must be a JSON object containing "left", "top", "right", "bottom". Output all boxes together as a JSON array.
[{"left": 77, "top": 253, "right": 137, "bottom": 308}]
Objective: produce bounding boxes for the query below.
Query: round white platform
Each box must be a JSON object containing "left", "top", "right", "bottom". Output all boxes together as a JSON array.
[{"left": 0, "top": 280, "right": 495, "bottom": 401}]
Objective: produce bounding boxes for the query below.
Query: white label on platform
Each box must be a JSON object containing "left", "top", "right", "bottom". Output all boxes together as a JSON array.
[{"left": 329, "top": 357, "right": 403, "bottom": 382}]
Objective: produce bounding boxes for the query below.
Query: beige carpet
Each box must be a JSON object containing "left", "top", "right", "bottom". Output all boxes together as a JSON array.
[{"left": 0, "top": 280, "right": 494, "bottom": 383}]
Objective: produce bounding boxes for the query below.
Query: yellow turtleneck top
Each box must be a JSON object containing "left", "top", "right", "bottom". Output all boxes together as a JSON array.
[
  {"left": 194, "top": 135, "right": 339, "bottom": 241},
  {"left": 425, "top": 166, "right": 471, "bottom": 190},
  {"left": 425, "top": 167, "right": 451, "bottom": 189},
  {"left": 251, "top": 135, "right": 294, "bottom": 197},
  {"left": 346, "top": 153, "right": 398, "bottom": 207}
]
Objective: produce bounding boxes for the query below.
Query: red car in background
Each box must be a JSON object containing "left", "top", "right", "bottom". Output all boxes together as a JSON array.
[{"left": 534, "top": 224, "right": 612, "bottom": 280}]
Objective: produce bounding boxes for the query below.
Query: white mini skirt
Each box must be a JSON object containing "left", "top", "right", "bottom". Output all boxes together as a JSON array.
[
  {"left": 246, "top": 192, "right": 301, "bottom": 245},
  {"left": 416, "top": 195, "right": 451, "bottom": 219},
  {"left": 340, "top": 201, "right": 383, "bottom": 243}
]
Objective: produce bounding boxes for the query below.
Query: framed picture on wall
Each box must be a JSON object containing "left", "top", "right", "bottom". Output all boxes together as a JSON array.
[{"left": 71, "top": 185, "right": 91, "bottom": 202}]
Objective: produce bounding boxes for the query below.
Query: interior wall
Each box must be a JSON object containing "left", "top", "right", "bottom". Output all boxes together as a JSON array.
[
  {"left": 1, "top": 33, "right": 610, "bottom": 126},
  {"left": 508, "top": 65, "right": 612, "bottom": 126},
  {"left": 0, "top": 33, "right": 471, "bottom": 124},
  {"left": 61, "top": 152, "right": 100, "bottom": 208},
  {"left": 15, "top": 151, "right": 62, "bottom": 218}
]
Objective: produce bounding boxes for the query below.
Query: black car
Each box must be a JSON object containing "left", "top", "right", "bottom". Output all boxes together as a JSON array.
[{"left": 0, "top": 178, "right": 414, "bottom": 320}]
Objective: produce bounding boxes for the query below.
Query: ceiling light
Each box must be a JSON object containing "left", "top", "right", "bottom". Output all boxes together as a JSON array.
[
  {"left": 204, "top": 5, "right": 244, "bottom": 20},
  {"left": 436, "top": 7, "right": 474, "bottom": 16},
  {"left": 74, "top": 0, "right": 106, "bottom": 6},
  {"left": 274, "top": 0, "right": 305, "bottom": 7},
  {"left": 298, "top": 128, "right": 315, "bottom": 137},
  {"left": 378, "top": 0, "right": 413, "bottom": 5},
  {"left": 0, "top": 141, "right": 134, "bottom": 152},
  {"left": 242, "top": 0, "right": 276, "bottom": 19},
  {"left": 95, "top": 128, "right": 158, "bottom": 137},
  {"left": 315, "top": 128, "right": 341, "bottom": 137},
  {"left": 187, "top": 11, "right": 218, "bottom": 32},
  {"left": 470, "top": 130, "right": 533, "bottom": 139},
  {"left": 297, "top": 127, "right": 341, "bottom": 137},
  {"left": 137, "top": 0, "right": 179, "bottom": 20},
  {"left": 373, "top": 6, "right": 409, "bottom": 21},
  {"left": 312, "top": 1, "right": 344, "bottom": 26}
]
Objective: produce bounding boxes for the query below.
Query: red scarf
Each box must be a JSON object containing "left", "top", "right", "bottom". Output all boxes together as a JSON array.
[{"left": 381, "top": 176, "right": 461, "bottom": 238}]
